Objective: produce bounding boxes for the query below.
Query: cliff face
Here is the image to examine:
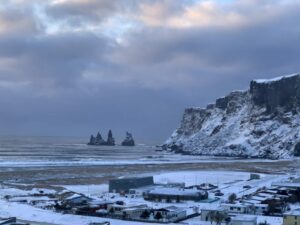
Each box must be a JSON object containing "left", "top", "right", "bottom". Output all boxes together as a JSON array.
[{"left": 165, "top": 73, "right": 300, "bottom": 159}]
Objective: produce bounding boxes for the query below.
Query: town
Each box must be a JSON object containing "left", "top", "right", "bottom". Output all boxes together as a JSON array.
[{"left": 1, "top": 171, "right": 300, "bottom": 225}]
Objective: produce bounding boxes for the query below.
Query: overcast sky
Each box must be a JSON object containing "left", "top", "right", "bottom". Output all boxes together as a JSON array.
[{"left": 0, "top": 0, "right": 300, "bottom": 143}]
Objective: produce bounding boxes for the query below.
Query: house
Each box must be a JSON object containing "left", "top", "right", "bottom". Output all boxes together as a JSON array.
[
  {"left": 201, "top": 207, "right": 228, "bottom": 222},
  {"left": 283, "top": 209, "right": 300, "bottom": 225},
  {"left": 89, "top": 223, "right": 110, "bottom": 225},
  {"left": 122, "top": 205, "right": 150, "bottom": 220},
  {"left": 153, "top": 206, "right": 187, "bottom": 222},
  {"left": 0, "top": 218, "right": 16, "bottom": 225},
  {"left": 250, "top": 174, "right": 260, "bottom": 180},
  {"left": 144, "top": 187, "right": 208, "bottom": 202},
  {"left": 128, "top": 185, "right": 156, "bottom": 197},
  {"left": 221, "top": 203, "right": 252, "bottom": 214},
  {"left": 109, "top": 176, "right": 154, "bottom": 193},
  {"left": 0, "top": 217, "right": 29, "bottom": 225},
  {"left": 252, "top": 203, "right": 268, "bottom": 215},
  {"left": 187, "top": 183, "right": 218, "bottom": 191},
  {"left": 62, "top": 194, "right": 93, "bottom": 206},
  {"left": 107, "top": 203, "right": 148, "bottom": 218},
  {"left": 74, "top": 200, "right": 114, "bottom": 216},
  {"left": 230, "top": 215, "right": 257, "bottom": 225}
]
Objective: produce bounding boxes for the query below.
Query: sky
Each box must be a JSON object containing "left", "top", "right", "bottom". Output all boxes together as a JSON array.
[{"left": 0, "top": 0, "right": 300, "bottom": 143}]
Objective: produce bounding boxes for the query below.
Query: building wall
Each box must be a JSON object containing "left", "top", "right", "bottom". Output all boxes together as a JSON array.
[
  {"left": 145, "top": 192, "right": 207, "bottom": 202},
  {"left": 109, "top": 177, "right": 154, "bottom": 193},
  {"left": 230, "top": 221, "right": 256, "bottom": 225},
  {"left": 222, "top": 205, "right": 250, "bottom": 214},
  {"left": 283, "top": 215, "right": 300, "bottom": 225}
]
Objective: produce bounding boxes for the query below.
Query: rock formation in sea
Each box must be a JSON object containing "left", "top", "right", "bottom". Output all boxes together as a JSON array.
[
  {"left": 121, "top": 132, "right": 135, "bottom": 146},
  {"left": 88, "top": 130, "right": 115, "bottom": 146},
  {"left": 106, "top": 129, "right": 115, "bottom": 146}
]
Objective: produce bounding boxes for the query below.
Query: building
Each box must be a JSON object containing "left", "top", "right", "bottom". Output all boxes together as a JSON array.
[
  {"left": 62, "top": 194, "right": 93, "bottom": 206},
  {"left": 107, "top": 203, "right": 148, "bottom": 218},
  {"left": 89, "top": 223, "right": 110, "bottom": 225},
  {"left": 250, "top": 174, "right": 260, "bottom": 180},
  {"left": 153, "top": 206, "right": 187, "bottom": 222},
  {"left": 221, "top": 203, "right": 252, "bottom": 214},
  {"left": 201, "top": 207, "right": 228, "bottom": 222},
  {"left": 252, "top": 203, "right": 268, "bottom": 215},
  {"left": 272, "top": 181, "right": 300, "bottom": 189},
  {"left": 109, "top": 176, "right": 154, "bottom": 193},
  {"left": 0, "top": 217, "right": 29, "bottom": 225},
  {"left": 121, "top": 205, "right": 150, "bottom": 220},
  {"left": 230, "top": 215, "right": 257, "bottom": 225},
  {"left": 144, "top": 187, "right": 208, "bottom": 202},
  {"left": 187, "top": 183, "right": 218, "bottom": 191},
  {"left": 283, "top": 209, "right": 300, "bottom": 225}
]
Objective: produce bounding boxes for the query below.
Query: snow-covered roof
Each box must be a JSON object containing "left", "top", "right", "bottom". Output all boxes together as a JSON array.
[
  {"left": 284, "top": 209, "right": 300, "bottom": 216},
  {"left": 65, "top": 194, "right": 92, "bottom": 201},
  {"left": 222, "top": 203, "right": 250, "bottom": 208},
  {"left": 111, "top": 204, "right": 148, "bottom": 209},
  {"left": 272, "top": 182, "right": 300, "bottom": 188},
  {"left": 156, "top": 206, "right": 186, "bottom": 213},
  {"left": 231, "top": 215, "right": 257, "bottom": 222},
  {"left": 148, "top": 188, "right": 205, "bottom": 196},
  {"left": 251, "top": 196, "right": 269, "bottom": 201},
  {"left": 253, "top": 73, "right": 299, "bottom": 84}
]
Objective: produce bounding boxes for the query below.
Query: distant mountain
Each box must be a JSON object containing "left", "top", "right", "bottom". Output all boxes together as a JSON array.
[{"left": 165, "top": 73, "right": 300, "bottom": 159}]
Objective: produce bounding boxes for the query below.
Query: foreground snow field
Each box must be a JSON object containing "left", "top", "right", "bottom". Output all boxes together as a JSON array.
[{"left": 0, "top": 170, "right": 292, "bottom": 225}]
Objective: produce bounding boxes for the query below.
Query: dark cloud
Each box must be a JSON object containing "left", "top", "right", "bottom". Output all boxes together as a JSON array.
[{"left": 0, "top": 0, "right": 300, "bottom": 143}]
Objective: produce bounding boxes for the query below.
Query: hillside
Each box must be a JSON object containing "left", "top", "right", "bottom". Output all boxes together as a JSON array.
[{"left": 165, "top": 73, "right": 300, "bottom": 159}]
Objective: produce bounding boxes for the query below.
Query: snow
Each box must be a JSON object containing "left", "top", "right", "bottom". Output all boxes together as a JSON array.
[
  {"left": 0, "top": 170, "right": 292, "bottom": 225},
  {"left": 0, "top": 198, "right": 172, "bottom": 225},
  {"left": 154, "top": 171, "right": 251, "bottom": 186},
  {"left": 148, "top": 187, "right": 204, "bottom": 196},
  {"left": 63, "top": 184, "right": 108, "bottom": 197},
  {"left": 254, "top": 73, "right": 299, "bottom": 84}
]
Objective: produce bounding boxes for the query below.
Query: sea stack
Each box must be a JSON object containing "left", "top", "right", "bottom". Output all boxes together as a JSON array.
[
  {"left": 88, "top": 130, "right": 115, "bottom": 146},
  {"left": 106, "top": 129, "right": 115, "bottom": 146},
  {"left": 122, "top": 132, "right": 135, "bottom": 146}
]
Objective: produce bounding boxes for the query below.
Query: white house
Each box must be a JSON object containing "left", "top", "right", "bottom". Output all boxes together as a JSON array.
[
  {"left": 221, "top": 203, "right": 252, "bottom": 214},
  {"left": 153, "top": 206, "right": 187, "bottom": 222},
  {"left": 230, "top": 215, "right": 257, "bottom": 225}
]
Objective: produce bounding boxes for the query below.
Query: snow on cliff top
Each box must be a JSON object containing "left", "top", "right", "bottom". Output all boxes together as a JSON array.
[{"left": 254, "top": 73, "right": 299, "bottom": 84}]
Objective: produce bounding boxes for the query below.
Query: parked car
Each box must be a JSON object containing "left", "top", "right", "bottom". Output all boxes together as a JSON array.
[{"left": 215, "top": 192, "right": 224, "bottom": 196}]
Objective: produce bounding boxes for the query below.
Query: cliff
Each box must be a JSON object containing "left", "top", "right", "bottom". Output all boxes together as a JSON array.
[{"left": 165, "top": 73, "right": 300, "bottom": 159}]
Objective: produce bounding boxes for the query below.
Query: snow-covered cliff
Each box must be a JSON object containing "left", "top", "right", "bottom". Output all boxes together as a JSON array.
[{"left": 165, "top": 73, "right": 300, "bottom": 159}]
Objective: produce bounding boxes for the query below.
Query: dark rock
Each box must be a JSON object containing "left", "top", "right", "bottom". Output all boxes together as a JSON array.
[
  {"left": 216, "top": 91, "right": 247, "bottom": 111},
  {"left": 106, "top": 130, "right": 115, "bottom": 146},
  {"left": 216, "top": 97, "right": 228, "bottom": 109},
  {"left": 87, "top": 130, "right": 115, "bottom": 146},
  {"left": 122, "top": 132, "right": 135, "bottom": 146},
  {"left": 165, "top": 73, "right": 300, "bottom": 159},
  {"left": 250, "top": 74, "right": 300, "bottom": 113},
  {"left": 95, "top": 132, "right": 106, "bottom": 145},
  {"left": 294, "top": 142, "right": 300, "bottom": 156},
  {"left": 210, "top": 125, "right": 223, "bottom": 136},
  {"left": 88, "top": 135, "right": 95, "bottom": 145}
]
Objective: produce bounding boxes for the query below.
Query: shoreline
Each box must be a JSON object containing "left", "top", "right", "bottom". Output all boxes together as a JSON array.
[{"left": 0, "top": 159, "right": 298, "bottom": 186}]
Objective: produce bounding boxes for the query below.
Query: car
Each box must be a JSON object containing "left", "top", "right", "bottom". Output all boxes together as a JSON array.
[{"left": 215, "top": 192, "right": 224, "bottom": 196}]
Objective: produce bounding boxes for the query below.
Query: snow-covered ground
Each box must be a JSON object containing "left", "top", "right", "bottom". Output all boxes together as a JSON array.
[
  {"left": 0, "top": 198, "right": 170, "bottom": 225},
  {"left": 0, "top": 157, "right": 287, "bottom": 168},
  {"left": 0, "top": 170, "right": 292, "bottom": 225}
]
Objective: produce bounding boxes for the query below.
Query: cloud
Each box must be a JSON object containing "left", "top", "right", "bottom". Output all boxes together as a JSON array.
[{"left": 0, "top": 0, "right": 300, "bottom": 141}]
